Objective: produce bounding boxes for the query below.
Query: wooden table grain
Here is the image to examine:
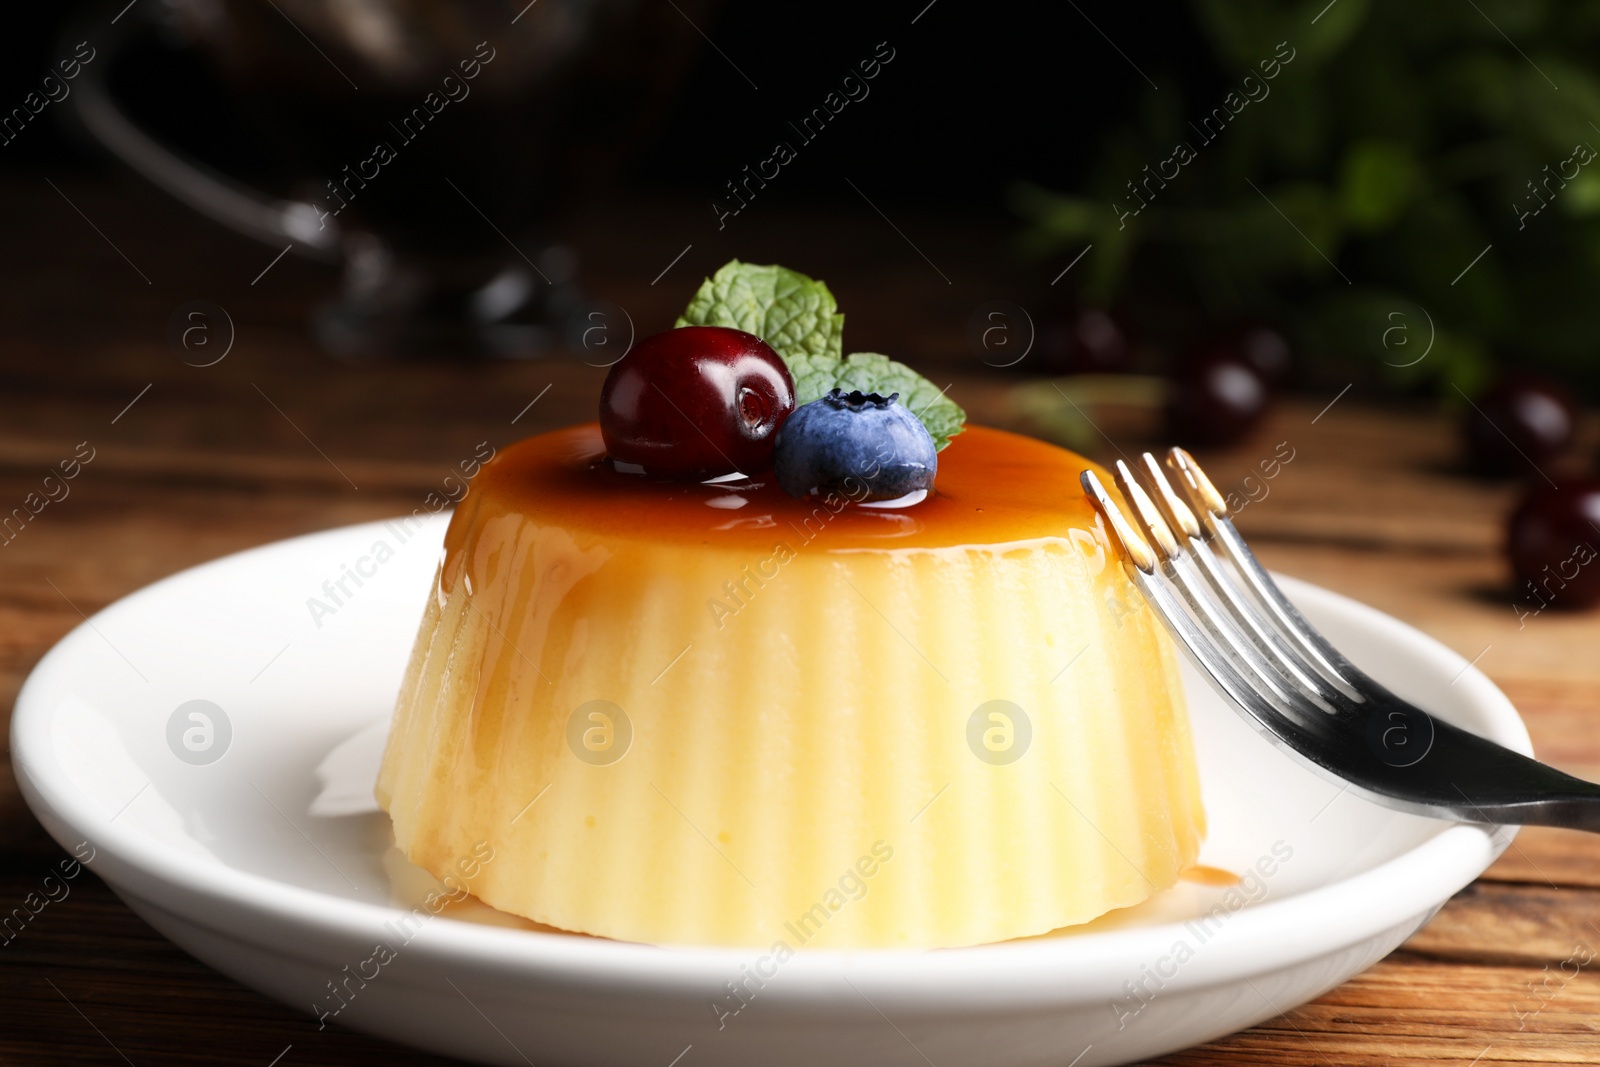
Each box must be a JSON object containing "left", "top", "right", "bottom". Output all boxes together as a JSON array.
[{"left": 4, "top": 177, "right": 1599, "bottom": 1066}]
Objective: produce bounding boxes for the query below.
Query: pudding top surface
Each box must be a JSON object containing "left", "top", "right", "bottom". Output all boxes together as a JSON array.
[{"left": 460, "top": 423, "right": 1111, "bottom": 552}]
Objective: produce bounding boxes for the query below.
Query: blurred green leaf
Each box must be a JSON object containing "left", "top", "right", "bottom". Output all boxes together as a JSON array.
[
  {"left": 1294, "top": 0, "right": 1372, "bottom": 65},
  {"left": 1010, "top": 185, "right": 1100, "bottom": 244},
  {"left": 1339, "top": 140, "right": 1422, "bottom": 232},
  {"left": 1435, "top": 52, "right": 1516, "bottom": 127},
  {"left": 1243, "top": 183, "right": 1345, "bottom": 278},
  {"left": 1563, "top": 169, "right": 1600, "bottom": 215},
  {"left": 1191, "top": 0, "right": 1369, "bottom": 70},
  {"left": 1013, "top": 0, "right": 1600, "bottom": 395},
  {"left": 1466, "top": 0, "right": 1549, "bottom": 37},
  {"left": 1009, "top": 185, "right": 1137, "bottom": 300},
  {"left": 1512, "top": 60, "right": 1600, "bottom": 151},
  {"left": 1007, "top": 376, "right": 1167, "bottom": 454},
  {"left": 1415, "top": 330, "right": 1494, "bottom": 398}
]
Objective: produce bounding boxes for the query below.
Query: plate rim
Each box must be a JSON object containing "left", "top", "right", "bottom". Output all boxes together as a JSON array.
[{"left": 11, "top": 518, "right": 1524, "bottom": 1001}]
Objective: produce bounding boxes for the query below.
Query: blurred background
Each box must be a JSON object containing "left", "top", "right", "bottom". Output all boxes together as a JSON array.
[
  {"left": 8, "top": 0, "right": 1600, "bottom": 393},
  {"left": 6, "top": 0, "right": 1600, "bottom": 455}
]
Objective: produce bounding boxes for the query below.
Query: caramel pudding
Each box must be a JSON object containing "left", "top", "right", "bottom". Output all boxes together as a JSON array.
[{"left": 376, "top": 423, "right": 1204, "bottom": 948}]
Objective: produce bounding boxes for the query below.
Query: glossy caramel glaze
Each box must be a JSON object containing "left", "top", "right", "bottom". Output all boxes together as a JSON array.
[{"left": 445, "top": 423, "right": 1115, "bottom": 555}]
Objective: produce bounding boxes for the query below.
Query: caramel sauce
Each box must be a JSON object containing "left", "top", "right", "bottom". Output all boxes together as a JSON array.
[
  {"left": 1179, "top": 865, "right": 1242, "bottom": 887},
  {"left": 451, "top": 423, "right": 1115, "bottom": 554}
]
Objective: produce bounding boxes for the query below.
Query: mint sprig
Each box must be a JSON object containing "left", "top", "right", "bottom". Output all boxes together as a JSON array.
[
  {"left": 676, "top": 260, "right": 966, "bottom": 449},
  {"left": 675, "top": 261, "right": 843, "bottom": 405}
]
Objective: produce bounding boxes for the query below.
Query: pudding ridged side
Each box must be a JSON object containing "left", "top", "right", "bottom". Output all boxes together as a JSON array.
[{"left": 377, "top": 520, "right": 1204, "bottom": 948}]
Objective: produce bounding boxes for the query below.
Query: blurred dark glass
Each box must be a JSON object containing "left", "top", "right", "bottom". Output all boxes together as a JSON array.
[
  {"left": 1, "top": 1, "right": 1209, "bottom": 211},
  {"left": 162, "top": 0, "right": 708, "bottom": 257}
]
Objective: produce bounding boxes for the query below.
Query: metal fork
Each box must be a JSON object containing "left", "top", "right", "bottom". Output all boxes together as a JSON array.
[{"left": 1079, "top": 447, "right": 1600, "bottom": 832}]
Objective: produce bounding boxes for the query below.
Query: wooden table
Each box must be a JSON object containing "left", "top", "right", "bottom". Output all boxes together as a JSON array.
[{"left": 4, "top": 176, "right": 1599, "bottom": 1066}]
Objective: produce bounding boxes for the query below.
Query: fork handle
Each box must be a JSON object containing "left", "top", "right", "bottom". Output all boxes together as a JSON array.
[
  {"left": 1201, "top": 516, "right": 1600, "bottom": 831},
  {"left": 1360, "top": 713, "right": 1600, "bottom": 834}
]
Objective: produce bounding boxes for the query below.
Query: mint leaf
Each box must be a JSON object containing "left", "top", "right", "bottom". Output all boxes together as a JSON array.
[
  {"left": 676, "top": 260, "right": 844, "bottom": 404},
  {"left": 835, "top": 353, "right": 965, "bottom": 451},
  {"left": 675, "top": 260, "right": 966, "bottom": 448},
  {"left": 783, "top": 351, "right": 841, "bottom": 409}
]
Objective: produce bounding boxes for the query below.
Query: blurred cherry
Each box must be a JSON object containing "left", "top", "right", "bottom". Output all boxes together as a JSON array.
[
  {"left": 1202, "top": 324, "right": 1293, "bottom": 390},
  {"left": 1508, "top": 481, "right": 1600, "bottom": 609},
  {"left": 1166, "top": 351, "right": 1270, "bottom": 446},
  {"left": 1463, "top": 371, "right": 1576, "bottom": 478},
  {"left": 1038, "top": 306, "right": 1134, "bottom": 375}
]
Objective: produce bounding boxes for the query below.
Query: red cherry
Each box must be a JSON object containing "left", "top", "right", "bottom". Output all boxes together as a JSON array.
[
  {"left": 599, "top": 326, "right": 795, "bottom": 477},
  {"left": 1038, "top": 306, "right": 1135, "bottom": 374},
  {"left": 1463, "top": 371, "right": 1576, "bottom": 478},
  {"left": 1508, "top": 481, "right": 1600, "bottom": 609},
  {"left": 1191, "top": 325, "right": 1294, "bottom": 390},
  {"left": 1166, "top": 351, "right": 1269, "bottom": 446}
]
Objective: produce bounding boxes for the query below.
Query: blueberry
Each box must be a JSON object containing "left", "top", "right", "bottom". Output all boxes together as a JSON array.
[{"left": 773, "top": 389, "right": 938, "bottom": 501}]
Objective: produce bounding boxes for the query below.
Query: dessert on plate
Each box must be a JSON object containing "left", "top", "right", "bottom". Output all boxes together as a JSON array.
[{"left": 376, "top": 262, "right": 1204, "bottom": 949}]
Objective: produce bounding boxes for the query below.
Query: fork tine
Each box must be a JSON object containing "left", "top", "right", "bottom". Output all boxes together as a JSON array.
[
  {"left": 1081, "top": 469, "right": 1333, "bottom": 740},
  {"left": 1135, "top": 453, "right": 1347, "bottom": 712},
  {"left": 1090, "top": 464, "right": 1600, "bottom": 835},
  {"left": 1108, "top": 460, "right": 1328, "bottom": 727},
  {"left": 1083, "top": 465, "right": 1159, "bottom": 574},
  {"left": 1166, "top": 447, "right": 1362, "bottom": 697},
  {"left": 1080, "top": 470, "right": 1275, "bottom": 708}
]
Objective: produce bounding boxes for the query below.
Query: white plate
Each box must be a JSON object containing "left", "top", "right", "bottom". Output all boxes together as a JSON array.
[{"left": 12, "top": 517, "right": 1524, "bottom": 1067}]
